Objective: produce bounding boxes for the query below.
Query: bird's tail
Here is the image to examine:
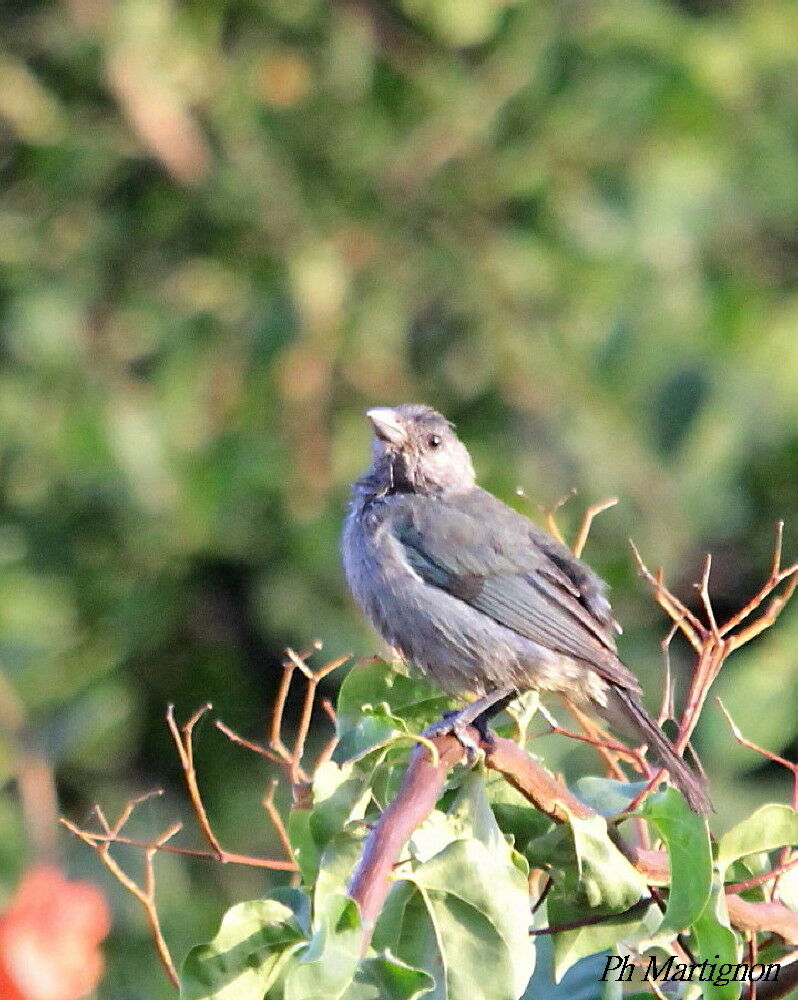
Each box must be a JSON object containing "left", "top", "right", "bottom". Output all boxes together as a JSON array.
[{"left": 606, "top": 686, "right": 712, "bottom": 815}]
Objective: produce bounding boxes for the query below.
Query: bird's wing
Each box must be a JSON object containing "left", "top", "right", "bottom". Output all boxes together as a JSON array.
[{"left": 390, "top": 490, "right": 639, "bottom": 692}]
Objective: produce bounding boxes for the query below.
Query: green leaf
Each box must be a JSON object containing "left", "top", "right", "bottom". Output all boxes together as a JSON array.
[
  {"left": 289, "top": 810, "right": 320, "bottom": 886},
  {"left": 486, "top": 774, "right": 553, "bottom": 854},
  {"left": 392, "top": 838, "right": 535, "bottom": 1000},
  {"left": 691, "top": 882, "right": 741, "bottom": 1000},
  {"left": 315, "top": 832, "right": 367, "bottom": 915},
  {"left": 336, "top": 659, "right": 452, "bottom": 736},
  {"left": 340, "top": 952, "right": 435, "bottom": 1000},
  {"left": 334, "top": 710, "right": 403, "bottom": 764},
  {"left": 573, "top": 778, "right": 650, "bottom": 818},
  {"left": 548, "top": 899, "right": 660, "bottom": 983},
  {"left": 522, "top": 941, "right": 617, "bottom": 1000},
  {"left": 640, "top": 788, "right": 712, "bottom": 937},
  {"left": 310, "top": 761, "right": 371, "bottom": 850},
  {"left": 448, "top": 769, "right": 511, "bottom": 855},
  {"left": 180, "top": 898, "right": 307, "bottom": 1000},
  {"left": 283, "top": 894, "right": 362, "bottom": 1000},
  {"left": 716, "top": 804, "right": 798, "bottom": 874},
  {"left": 569, "top": 814, "right": 648, "bottom": 911},
  {"left": 543, "top": 813, "right": 654, "bottom": 982}
]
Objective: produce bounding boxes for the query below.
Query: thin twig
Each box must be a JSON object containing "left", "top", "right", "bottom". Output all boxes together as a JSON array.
[
  {"left": 748, "top": 933, "right": 758, "bottom": 1000},
  {"left": 262, "top": 778, "right": 297, "bottom": 867},
  {"left": 657, "top": 621, "right": 679, "bottom": 725},
  {"left": 537, "top": 488, "right": 577, "bottom": 545},
  {"left": 695, "top": 553, "right": 723, "bottom": 645},
  {"left": 60, "top": 821, "right": 297, "bottom": 869},
  {"left": 315, "top": 698, "right": 340, "bottom": 769},
  {"left": 166, "top": 704, "right": 224, "bottom": 858},
  {"left": 528, "top": 896, "right": 651, "bottom": 935},
  {"left": 629, "top": 541, "right": 705, "bottom": 652},
  {"left": 214, "top": 720, "right": 282, "bottom": 764},
  {"left": 716, "top": 698, "right": 798, "bottom": 810},
  {"left": 726, "top": 856, "right": 798, "bottom": 896},
  {"left": 721, "top": 523, "right": 798, "bottom": 640},
  {"left": 572, "top": 497, "right": 618, "bottom": 559},
  {"left": 61, "top": 813, "right": 181, "bottom": 988}
]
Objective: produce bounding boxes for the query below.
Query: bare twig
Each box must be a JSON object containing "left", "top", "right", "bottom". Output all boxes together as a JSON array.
[
  {"left": 629, "top": 540, "right": 704, "bottom": 652},
  {"left": 214, "top": 720, "right": 282, "bottom": 764},
  {"left": 716, "top": 699, "right": 798, "bottom": 811},
  {"left": 315, "top": 698, "right": 340, "bottom": 769},
  {"left": 535, "top": 488, "right": 577, "bottom": 545},
  {"left": 60, "top": 822, "right": 297, "bottom": 869},
  {"left": 695, "top": 553, "right": 722, "bottom": 644},
  {"left": 722, "top": 523, "right": 798, "bottom": 644},
  {"left": 61, "top": 802, "right": 181, "bottom": 988},
  {"left": 725, "top": 857, "right": 798, "bottom": 895},
  {"left": 572, "top": 497, "right": 618, "bottom": 559},
  {"left": 529, "top": 896, "right": 651, "bottom": 935},
  {"left": 262, "top": 778, "right": 296, "bottom": 868},
  {"left": 218, "top": 646, "right": 348, "bottom": 802},
  {"left": 166, "top": 703, "right": 223, "bottom": 858}
]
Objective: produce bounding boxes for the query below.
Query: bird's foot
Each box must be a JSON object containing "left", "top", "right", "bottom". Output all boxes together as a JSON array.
[
  {"left": 420, "top": 688, "right": 515, "bottom": 764},
  {"left": 421, "top": 711, "right": 483, "bottom": 763}
]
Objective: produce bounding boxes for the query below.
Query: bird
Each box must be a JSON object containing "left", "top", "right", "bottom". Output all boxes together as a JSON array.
[{"left": 341, "top": 403, "right": 710, "bottom": 814}]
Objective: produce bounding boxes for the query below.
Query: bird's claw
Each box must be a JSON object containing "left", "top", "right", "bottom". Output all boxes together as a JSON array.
[{"left": 421, "top": 710, "right": 485, "bottom": 765}]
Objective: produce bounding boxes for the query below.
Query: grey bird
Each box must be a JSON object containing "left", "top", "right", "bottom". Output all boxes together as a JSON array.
[{"left": 342, "top": 403, "right": 710, "bottom": 814}]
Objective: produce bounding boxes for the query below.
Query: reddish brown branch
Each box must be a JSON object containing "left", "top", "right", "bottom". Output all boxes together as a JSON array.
[
  {"left": 167, "top": 703, "right": 223, "bottom": 858},
  {"left": 348, "top": 727, "right": 798, "bottom": 949},
  {"left": 60, "top": 802, "right": 181, "bottom": 989},
  {"left": 349, "top": 733, "right": 466, "bottom": 932}
]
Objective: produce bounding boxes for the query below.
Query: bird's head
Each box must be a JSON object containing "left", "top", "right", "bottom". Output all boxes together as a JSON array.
[{"left": 364, "top": 404, "right": 475, "bottom": 496}]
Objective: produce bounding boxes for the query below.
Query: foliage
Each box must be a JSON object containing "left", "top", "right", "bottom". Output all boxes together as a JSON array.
[
  {"left": 0, "top": 0, "right": 797, "bottom": 996},
  {"left": 158, "top": 657, "right": 798, "bottom": 1000}
]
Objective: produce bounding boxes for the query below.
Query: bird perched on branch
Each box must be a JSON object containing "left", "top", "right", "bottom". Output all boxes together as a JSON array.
[{"left": 342, "top": 404, "right": 710, "bottom": 814}]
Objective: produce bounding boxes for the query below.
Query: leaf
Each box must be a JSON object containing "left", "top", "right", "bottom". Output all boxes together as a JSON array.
[
  {"left": 288, "top": 810, "right": 320, "bottom": 886},
  {"left": 522, "top": 936, "right": 630, "bottom": 1000},
  {"left": 392, "top": 838, "right": 535, "bottom": 1000},
  {"left": 180, "top": 898, "right": 306, "bottom": 1000},
  {"left": 548, "top": 899, "right": 660, "bottom": 983},
  {"left": 639, "top": 788, "right": 712, "bottom": 938},
  {"left": 716, "top": 804, "right": 798, "bottom": 874},
  {"left": 568, "top": 814, "right": 648, "bottom": 911},
  {"left": 336, "top": 659, "right": 452, "bottom": 736},
  {"left": 340, "top": 952, "right": 435, "bottom": 1000},
  {"left": 543, "top": 813, "right": 655, "bottom": 983},
  {"left": 310, "top": 761, "right": 371, "bottom": 850},
  {"left": 691, "top": 881, "right": 741, "bottom": 1000},
  {"left": 315, "top": 832, "right": 367, "bottom": 915},
  {"left": 448, "top": 769, "right": 511, "bottom": 856},
  {"left": 486, "top": 774, "right": 553, "bottom": 854},
  {"left": 334, "top": 710, "right": 403, "bottom": 764},
  {"left": 573, "top": 777, "right": 651, "bottom": 818},
  {"left": 407, "top": 809, "right": 464, "bottom": 864},
  {"left": 283, "top": 894, "right": 362, "bottom": 1000}
]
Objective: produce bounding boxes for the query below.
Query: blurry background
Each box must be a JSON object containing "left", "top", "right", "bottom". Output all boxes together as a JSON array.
[{"left": 1, "top": 0, "right": 797, "bottom": 996}]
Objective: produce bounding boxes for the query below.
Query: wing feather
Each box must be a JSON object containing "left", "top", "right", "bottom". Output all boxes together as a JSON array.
[{"left": 391, "top": 490, "right": 639, "bottom": 692}]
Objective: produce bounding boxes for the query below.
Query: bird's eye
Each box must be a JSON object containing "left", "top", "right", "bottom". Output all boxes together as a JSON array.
[{"left": 427, "top": 434, "right": 442, "bottom": 449}]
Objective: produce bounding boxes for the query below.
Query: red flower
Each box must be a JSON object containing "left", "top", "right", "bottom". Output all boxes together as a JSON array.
[{"left": 0, "top": 865, "right": 110, "bottom": 1000}]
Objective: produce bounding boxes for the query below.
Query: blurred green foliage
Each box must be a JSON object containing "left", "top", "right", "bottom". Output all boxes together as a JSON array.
[{"left": 0, "top": 0, "right": 796, "bottom": 996}]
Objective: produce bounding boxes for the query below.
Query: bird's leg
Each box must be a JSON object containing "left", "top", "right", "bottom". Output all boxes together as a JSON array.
[
  {"left": 422, "top": 687, "right": 516, "bottom": 761},
  {"left": 472, "top": 690, "right": 517, "bottom": 742}
]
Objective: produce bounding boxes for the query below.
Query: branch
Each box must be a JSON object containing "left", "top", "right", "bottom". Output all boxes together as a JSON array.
[
  {"left": 348, "top": 727, "right": 798, "bottom": 949},
  {"left": 218, "top": 644, "right": 347, "bottom": 802},
  {"left": 572, "top": 498, "right": 618, "bottom": 560},
  {"left": 167, "top": 703, "right": 223, "bottom": 858},
  {"left": 60, "top": 794, "right": 180, "bottom": 989}
]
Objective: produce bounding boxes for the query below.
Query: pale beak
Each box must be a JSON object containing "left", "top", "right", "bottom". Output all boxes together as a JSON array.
[{"left": 366, "top": 407, "right": 406, "bottom": 445}]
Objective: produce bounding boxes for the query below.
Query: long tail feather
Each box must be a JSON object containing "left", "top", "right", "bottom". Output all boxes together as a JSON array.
[{"left": 608, "top": 686, "right": 712, "bottom": 815}]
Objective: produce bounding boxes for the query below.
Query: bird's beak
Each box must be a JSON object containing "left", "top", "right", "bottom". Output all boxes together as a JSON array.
[{"left": 366, "top": 408, "right": 406, "bottom": 445}]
